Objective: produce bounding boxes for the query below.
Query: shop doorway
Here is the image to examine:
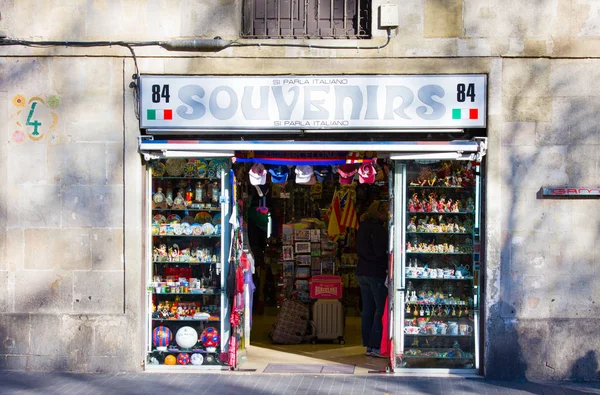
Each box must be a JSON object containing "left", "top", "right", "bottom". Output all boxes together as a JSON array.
[{"left": 237, "top": 158, "right": 391, "bottom": 373}]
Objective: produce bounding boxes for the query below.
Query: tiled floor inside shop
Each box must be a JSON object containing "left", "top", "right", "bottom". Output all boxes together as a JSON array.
[{"left": 237, "top": 308, "right": 389, "bottom": 375}]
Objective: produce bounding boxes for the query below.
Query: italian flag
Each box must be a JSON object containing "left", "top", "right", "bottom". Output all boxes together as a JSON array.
[
  {"left": 147, "top": 109, "right": 173, "bottom": 120},
  {"left": 452, "top": 108, "right": 478, "bottom": 120}
]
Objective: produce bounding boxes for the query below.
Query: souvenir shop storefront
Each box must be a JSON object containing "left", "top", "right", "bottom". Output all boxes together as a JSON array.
[{"left": 138, "top": 74, "right": 488, "bottom": 374}]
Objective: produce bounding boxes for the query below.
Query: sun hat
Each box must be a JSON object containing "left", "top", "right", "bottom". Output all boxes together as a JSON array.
[
  {"left": 358, "top": 163, "right": 376, "bottom": 184},
  {"left": 248, "top": 163, "right": 267, "bottom": 185},
  {"left": 295, "top": 165, "right": 314, "bottom": 184},
  {"left": 337, "top": 164, "right": 357, "bottom": 185},
  {"left": 268, "top": 165, "right": 289, "bottom": 183}
]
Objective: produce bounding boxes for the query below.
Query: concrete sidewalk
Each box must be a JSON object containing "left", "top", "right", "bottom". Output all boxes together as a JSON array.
[{"left": 1, "top": 371, "right": 600, "bottom": 395}]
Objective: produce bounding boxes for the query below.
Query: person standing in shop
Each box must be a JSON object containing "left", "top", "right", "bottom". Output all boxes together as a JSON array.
[{"left": 356, "top": 200, "right": 389, "bottom": 358}]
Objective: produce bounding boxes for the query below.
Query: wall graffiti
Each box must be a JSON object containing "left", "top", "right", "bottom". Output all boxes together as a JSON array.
[{"left": 11, "top": 94, "right": 60, "bottom": 144}]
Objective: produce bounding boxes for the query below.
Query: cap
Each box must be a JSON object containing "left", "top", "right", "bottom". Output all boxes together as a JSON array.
[
  {"left": 268, "top": 165, "right": 289, "bottom": 183},
  {"left": 337, "top": 164, "right": 357, "bottom": 185},
  {"left": 249, "top": 163, "right": 266, "bottom": 185},
  {"left": 295, "top": 165, "right": 314, "bottom": 184},
  {"left": 313, "top": 166, "right": 331, "bottom": 183},
  {"left": 358, "top": 163, "right": 376, "bottom": 184}
]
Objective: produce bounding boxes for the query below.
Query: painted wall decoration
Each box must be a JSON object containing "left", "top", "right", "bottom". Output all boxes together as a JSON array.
[{"left": 11, "top": 94, "right": 60, "bottom": 144}]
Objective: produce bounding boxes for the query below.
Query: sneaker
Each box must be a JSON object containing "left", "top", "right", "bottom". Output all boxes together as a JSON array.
[
  {"left": 369, "top": 348, "right": 387, "bottom": 358},
  {"left": 365, "top": 347, "right": 374, "bottom": 356}
]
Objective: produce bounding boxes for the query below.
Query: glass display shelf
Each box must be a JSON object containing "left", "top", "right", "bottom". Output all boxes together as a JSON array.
[
  {"left": 154, "top": 176, "right": 221, "bottom": 181},
  {"left": 407, "top": 211, "right": 474, "bottom": 215},
  {"left": 406, "top": 232, "right": 472, "bottom": 235},
  {"left": 152, "top": 318, "right": 220, "bottom": 322},
  {"left": 403, "top": 334, "right": 472, "bottom": 337},
  {"left": 153, "top": 235, "right": 221, "bottom": 239},
  {"left": 152, "top": 207, "right": 221, "bottom": 212},
  {"left": 405, "top": 276, "right": 474, "bottom": 280},
  {"left": 152, "top": 349, "right": 220, "bottom": 354},
  {"left": 407, "top": 186, "right": 475, "bottom": 189},
  {"left": 152, "top": 261, "right": 217, "bottom": 265},
  {"left": 405, "top": 252, "right": 472, "bottom": 255},
  {"left": 404, "top": 355, "right": 473, "bottom": 360},
  {"left": 152, "top": 289, "right": 220, "bottom": 295}
]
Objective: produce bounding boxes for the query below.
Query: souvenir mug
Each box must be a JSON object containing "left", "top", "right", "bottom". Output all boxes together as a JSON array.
[
  {"left": 405, "top": 319, "right": 415, "bottom": 327},
  {"left": 459, "top": 324, "right": 473, "bottom": 335},
  {"left": 404, "top": 326, "right": 420, "bottom": 334},
  {"left": 449, "top": 322, "right": 459, "bottom": 335},
  {"left": 417, "top": 318, "right": 427, "bottom": 328},
  {"left": 439, "top": 323, "right": 448, "bottom": 335},
  {"left": 437, "top": 268, "right": 444, "bottom": 278}
]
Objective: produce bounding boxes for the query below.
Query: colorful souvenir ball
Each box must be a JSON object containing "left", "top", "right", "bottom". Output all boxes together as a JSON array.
[
  {"left": 177, "top": 352, "right": 191, "bottom": 365},
  {"left": 164, "top": 355, "right": 177, "bottom": 365},
  {"left": 200, "top": 327, "right": 220, "bottom": 350},
  {"left": 152, "top": 326, "right": 172, "bottom": 348},
  {"left": 175, "top": 326, "right": 199, "bottom": 349}
]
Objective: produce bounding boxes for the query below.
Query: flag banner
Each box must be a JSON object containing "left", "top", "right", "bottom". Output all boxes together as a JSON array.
[
  {"left": 147, "top": 109, "right": 173, "bottom": 120},
  {"left": 451, "top": 108, "right": 478, "bottom": 120},
  {"left": 327, "top": 192, "right": 344, "bottom": 238},
  {"left": 339, "top": 192, "right": 359, "bottom": 229}
]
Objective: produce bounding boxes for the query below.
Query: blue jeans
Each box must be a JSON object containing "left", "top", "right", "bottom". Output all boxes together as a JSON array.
[{"left": 357, "top": 275, "right": 387, "bottom": 349}]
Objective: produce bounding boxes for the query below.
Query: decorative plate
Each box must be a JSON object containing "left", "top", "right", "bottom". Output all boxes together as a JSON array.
[
  {"left": 173, "top": 224, "right": 183, "bottom": 236},
  {"left": 211, "top": 213, "right": 221, "bottom": 225},
  {"left": 181, "top": 222, "right": 192, "bottom": 236},
  {"left": 191, "top": 224, "right": 203, "bottom": 236},
  {"left": 152, "top": 214, "right": 167, "bottom": 225},
  {"left": 195, "top": 159, "right": 208, "bottom": 178},
  {"left": 151, "top": 224, "right": 159, "bottom": 236},
  {"left": 181, "top": 215, "right": 194, "bottom": 224},
  {"left": 215, "top": 162, "right": 226, "bottom": 179},
  {"left": 151, "top": 162, "right": 166, "bottom": 177},
  {"left": 207, "top": 165, "right": 216, "bottom": 179},
  {"left": 194, "top": 212, "right": 212, "bottom": 223},
  {"left": 167, "top": 214, "right": 181, "bottom": 224},
  {"left": 201, "top": 223, "right": 215, "bottom": 235},
  {"left": 214, "top": 224, "right": 221, "bottom": 235},
  {"left": 165, "top": 158, "right": 186, "bottom": 176},
  {"left": 183, "top": 162, "right": 196, "bottom": 177}
]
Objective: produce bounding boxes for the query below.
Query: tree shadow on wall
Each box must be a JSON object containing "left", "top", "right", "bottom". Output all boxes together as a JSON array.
[
  {"left": 485, "top": 301, "right": 528, "bottom": 380},
  {"left": 570, "top": 350, "right": 600, "bottom": 382}
]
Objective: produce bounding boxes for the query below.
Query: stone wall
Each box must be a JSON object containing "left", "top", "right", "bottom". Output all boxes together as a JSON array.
[{"left": 0, "top": 0, "right": 598, "bottom": 379}]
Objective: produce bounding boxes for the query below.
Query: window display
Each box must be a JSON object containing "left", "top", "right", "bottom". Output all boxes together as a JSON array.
[
  {"left": 397, "top": 160, "right": 481, "bottom": 370},
  {"left": 146, "top": 158, "right": 231, "bottom": 368}
]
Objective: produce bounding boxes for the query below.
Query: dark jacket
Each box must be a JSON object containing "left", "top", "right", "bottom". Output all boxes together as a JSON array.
[{"left": 355, "top": 217, "right": 388, "bottom": 278}]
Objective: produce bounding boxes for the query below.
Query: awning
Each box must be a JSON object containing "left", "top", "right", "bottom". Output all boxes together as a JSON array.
[{"left": 138, "top": 137, "right": 487, "bottom": 162}]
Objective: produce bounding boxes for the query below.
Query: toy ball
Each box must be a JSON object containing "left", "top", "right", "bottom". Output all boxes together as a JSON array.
[
  {"left": 200, "top": 327, "right": 220, "bottom": 351},
  {"left": 190, "top": 353, "right": 204, "bottom": 366},
  {"left": 153, "top": 326, "right": 172, "bottom": 349},
  {"left": 177, "top": 352, "right": 190, "bottom": 365},
  {"left": 164, "top": 355, "right": 177, "bottom": 365},
  {"left": 175, "top": 326, "right": 198, "bottom": 349}
]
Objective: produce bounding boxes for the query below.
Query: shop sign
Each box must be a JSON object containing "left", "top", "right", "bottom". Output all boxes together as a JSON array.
[
  {"left": 139, "top": 75, "right": 486, "bottom": 131},
  {"left": 542, "top": 187, "right": 600, "bottom": 197}
]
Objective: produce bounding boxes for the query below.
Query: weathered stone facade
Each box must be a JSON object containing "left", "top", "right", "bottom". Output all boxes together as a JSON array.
[{"left": 0, "top": 0, "right": 598, "bottom": 380}]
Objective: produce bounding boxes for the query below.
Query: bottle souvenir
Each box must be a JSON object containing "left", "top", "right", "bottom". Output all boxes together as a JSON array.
[
  {"left": 153, "top": 187, "right": 166, "bottom": 208},
  {"left": 185, "top": 183, "right": 193, "bottom": 205},
  {"left": 211, "top": 182, "right": 220, "bottom": 204},
  {"left": 195, "top": 182, "right": 206, "bottom": 203}
]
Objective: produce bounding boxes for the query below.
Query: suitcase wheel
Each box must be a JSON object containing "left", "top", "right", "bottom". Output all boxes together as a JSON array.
[{"left": 338, "top": 337, "right": 345, "bottom": 345}]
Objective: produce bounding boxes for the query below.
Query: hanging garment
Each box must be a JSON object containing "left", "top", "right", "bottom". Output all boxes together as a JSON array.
[{"left": 381, "top": 296, "right": 390, "bottom": 357}]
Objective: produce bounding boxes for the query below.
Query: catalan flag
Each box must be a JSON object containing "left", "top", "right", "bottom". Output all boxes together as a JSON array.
[{"left": 339, "top": 192, "right": 359, "bottom": 229}]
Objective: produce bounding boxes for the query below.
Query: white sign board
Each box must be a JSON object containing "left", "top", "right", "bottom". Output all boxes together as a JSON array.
[{"left": 139, "top": 75, "right": 487, "bottom": 131}]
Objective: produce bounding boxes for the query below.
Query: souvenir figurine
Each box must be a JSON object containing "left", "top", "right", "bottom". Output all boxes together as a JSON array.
[
  {"left": 173, "top": 191, "right": 186, "bottom": 209},
  {"left": 153, "top": 188, "right": 166, "bottom": 209}
]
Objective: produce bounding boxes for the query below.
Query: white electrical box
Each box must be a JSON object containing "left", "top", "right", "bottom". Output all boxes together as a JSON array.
[{"left": 379, "top": 4, "right": 399, "bottom": 28}]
